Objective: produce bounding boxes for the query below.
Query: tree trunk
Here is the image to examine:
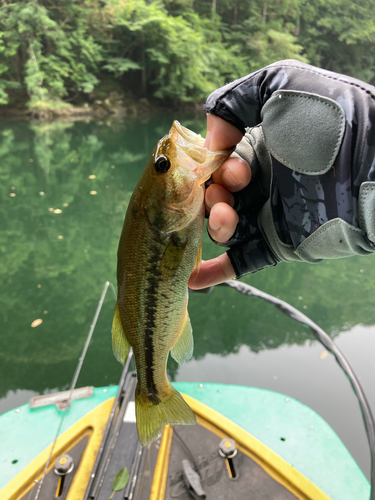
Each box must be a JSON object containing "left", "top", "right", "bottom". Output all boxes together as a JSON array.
[
  {"left": 233, "top": 2, "right": 238, "bottom": 24},
  {"left": 141, "top": 33, "right": 146, "bottom": 95},
  {"left": 212, "top": 0, "right": 217, "bottom": 22},
  {"left": 262, "top": 2, "right": 267, "bottom": 24},
  {"left": 294, "top": 15, "right": 300, "bottom": 36}
]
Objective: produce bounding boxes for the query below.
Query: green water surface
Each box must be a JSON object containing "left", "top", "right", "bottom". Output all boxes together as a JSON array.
[{"left": 1, "top": 116, "right": 375, "bottom": 479}]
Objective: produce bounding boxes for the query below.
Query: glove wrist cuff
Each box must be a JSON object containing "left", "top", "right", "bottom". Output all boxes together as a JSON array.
[{"left": 227, "top": 238, "right": 279, "bottom": 278}]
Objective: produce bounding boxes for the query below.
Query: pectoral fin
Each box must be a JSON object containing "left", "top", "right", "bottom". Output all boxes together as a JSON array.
[
  {"left": 193, "top": 240, "right": 202, "bottom": 272},
  {"left": 112, "top": 302, "right": 131, "bottom": 365},
  {"left": 171, "top": 311, "right": 194, "bottom": 364},
  {"left": 160, "top": 233, "right": 188, "bottom": 277}
]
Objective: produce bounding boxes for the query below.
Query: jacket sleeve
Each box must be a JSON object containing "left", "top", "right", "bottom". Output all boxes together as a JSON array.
[{"left": 204, "top": 59, "right": 375, "bottom": 277}]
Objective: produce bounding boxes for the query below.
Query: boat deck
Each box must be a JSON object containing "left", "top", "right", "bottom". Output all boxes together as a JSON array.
[{"left": 0, "top": 382, "right": 369, "bottom": 500}]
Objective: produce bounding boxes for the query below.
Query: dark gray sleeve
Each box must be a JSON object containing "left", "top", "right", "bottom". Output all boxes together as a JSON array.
[{"left": 204, "top": 60, "right": 375, "bottom": 276}]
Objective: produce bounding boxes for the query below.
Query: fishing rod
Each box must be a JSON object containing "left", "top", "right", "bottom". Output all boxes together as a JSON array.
[
  {"left": 218, "top": 279, "right": 375, "bottom": 500},
  {"left": 32, "top": 281, "right": 112, "bottom": 500}
]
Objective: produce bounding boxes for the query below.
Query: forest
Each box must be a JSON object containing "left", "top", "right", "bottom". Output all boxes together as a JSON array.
[{"left": 1, "top": 0, "right": 375, "bottom": 114}]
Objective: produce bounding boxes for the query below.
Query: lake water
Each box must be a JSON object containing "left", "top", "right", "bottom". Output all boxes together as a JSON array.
[{"left": 1, "top": 115, "right": 375, "bottom": 480}]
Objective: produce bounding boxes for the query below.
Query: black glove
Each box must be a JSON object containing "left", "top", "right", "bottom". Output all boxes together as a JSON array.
[{"left": 204, "top": 59, "right": 375, "bottom": 277}]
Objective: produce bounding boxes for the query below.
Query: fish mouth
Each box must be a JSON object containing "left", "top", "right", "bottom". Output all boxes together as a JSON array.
[
  {"left": 171, "top": 120, "right": 234, "bottom": 184},
  {"left": 172, "top": 120, "right": 205, "bottom": 148}
]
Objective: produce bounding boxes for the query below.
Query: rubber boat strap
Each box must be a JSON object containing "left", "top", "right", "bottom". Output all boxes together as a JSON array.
[{"left": 182, "top": 459, "right": 206, "bottom": 500}]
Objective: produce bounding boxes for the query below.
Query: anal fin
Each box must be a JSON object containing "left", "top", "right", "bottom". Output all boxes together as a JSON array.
[
  {"left": 112, "top": 302, "right": 131, "bottom": 365},
  {"left": 171, "top": 311, "right": 194, "bottom": 364}
]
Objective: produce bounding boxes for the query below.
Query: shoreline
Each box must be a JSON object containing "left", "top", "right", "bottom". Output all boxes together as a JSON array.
[{"left": 0, "top": 98, "right": 204, "bottom": 122}]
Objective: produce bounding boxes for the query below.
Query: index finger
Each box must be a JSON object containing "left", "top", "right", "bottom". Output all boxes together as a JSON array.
[{"left": 205, "top": 114, "right": 249, "bottom": 193}]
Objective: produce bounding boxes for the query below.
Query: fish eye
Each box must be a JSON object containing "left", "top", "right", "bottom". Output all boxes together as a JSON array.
[{"left": 155, "top": 155, "right": 171, "bottom": 174}]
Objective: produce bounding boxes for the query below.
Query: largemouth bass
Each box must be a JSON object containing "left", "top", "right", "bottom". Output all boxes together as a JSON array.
[{"left": 112, "top": 120, "right": 233, "bottom": 446}]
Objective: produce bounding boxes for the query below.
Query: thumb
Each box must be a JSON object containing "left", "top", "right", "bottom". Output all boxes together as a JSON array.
[{"left": 188, "top": 253, "right": 235, "bottom": 289}]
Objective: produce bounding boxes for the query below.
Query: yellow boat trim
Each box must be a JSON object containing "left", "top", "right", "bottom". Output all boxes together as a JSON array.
[
  {"left": 149, "top": 425, "right": 174, "bottom": 500},
  {"left": 0, "top": 397, "right": 115, "bottom": 500},
  {"left": 179, "top": 393, "right": 332, "bottom": 500}
]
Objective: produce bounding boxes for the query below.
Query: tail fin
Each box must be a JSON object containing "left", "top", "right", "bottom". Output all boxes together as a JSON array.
[{"left": 135, "top": 384, "right": 196, "bottom": 447}]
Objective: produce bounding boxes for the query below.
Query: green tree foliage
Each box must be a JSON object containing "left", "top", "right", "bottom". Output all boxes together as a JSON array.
[
  {"left": 299, "top": 0, "right": 375, "bottom": 83},
  {"left": 104, "top": 0, "right": 246, "bottom": 102},
  {"left": 202, "top": 0, "right": 307, "bottom": 72},
  {"left": 0, "top": 0, "right": 374, "bottom": 109},
  {"left": 0, "top": 0, "right": 102, "bottom": 110}
]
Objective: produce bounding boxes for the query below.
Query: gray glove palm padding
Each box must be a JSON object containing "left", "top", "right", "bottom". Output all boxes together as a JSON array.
[{"left": 204, "top": 59, "right": 375, "bottom": 277}]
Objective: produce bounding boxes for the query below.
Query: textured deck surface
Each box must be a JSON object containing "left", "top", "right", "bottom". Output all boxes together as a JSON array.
[{"left": 174, "top": 382, "right": 370, "bottom": 500}]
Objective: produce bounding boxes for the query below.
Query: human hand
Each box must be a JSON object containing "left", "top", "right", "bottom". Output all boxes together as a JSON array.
[
  {"left": 190, "top": 59, "right": 375, "bottom": 289},
  {"left": 188, "top": 115, "right": 248, "bottom": 289}
]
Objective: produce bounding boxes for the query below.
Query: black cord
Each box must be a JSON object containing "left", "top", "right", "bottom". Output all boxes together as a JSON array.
[
  {"left": 219, "top": 280, "right": 375, "bottom": 500},
  {"left": 173, "top": 427, "right": 202, "bottom": 476}
]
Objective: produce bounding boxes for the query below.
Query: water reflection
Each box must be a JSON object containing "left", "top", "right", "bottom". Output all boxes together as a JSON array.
[
  {"left": 0, "top": 115, "right": 207, "bottom": 399},
  {"left": 1, "top": 117, "right": 375, "bottom": 478}
]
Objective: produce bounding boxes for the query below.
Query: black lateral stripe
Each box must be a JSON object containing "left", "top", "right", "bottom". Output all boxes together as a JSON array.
[{"left": 144, "top": 243, "right": 162, "bottom": 404}]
